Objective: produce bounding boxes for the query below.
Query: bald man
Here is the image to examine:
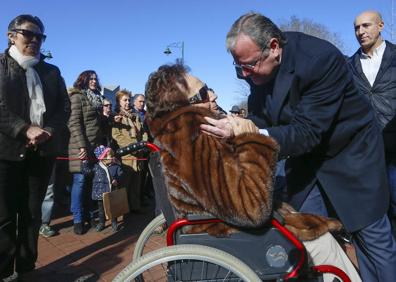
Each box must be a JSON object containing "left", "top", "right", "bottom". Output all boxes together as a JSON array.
[{"left": 349, "top": 10, "right": 396, "bottom": 282}]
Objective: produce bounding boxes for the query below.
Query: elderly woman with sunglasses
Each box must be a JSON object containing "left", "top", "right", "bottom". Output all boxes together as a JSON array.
[
  {"left": 0, "top": 15, "right": 70, "bottom": 279},
  {"left": 145, "top": 63, "right": 361, "bottom": 282}
]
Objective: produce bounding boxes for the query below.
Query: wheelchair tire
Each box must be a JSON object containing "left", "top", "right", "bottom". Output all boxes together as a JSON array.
[
  {"left": 114, "top": 244, "right": 261, "bottom": 282},
  {"left": 132, "top": 213, "right": 166, "bottom": 261}
]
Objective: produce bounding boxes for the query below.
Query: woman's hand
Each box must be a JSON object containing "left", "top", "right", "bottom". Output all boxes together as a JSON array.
[
  {"left": 26, "top": 126, "right": 51, "bottom": 146},
  {"left": 78, "top": 148, "right": 87, "bottom": 160},
  {"left": 114, "top": 115, "right": 122, "bottom": 123}
]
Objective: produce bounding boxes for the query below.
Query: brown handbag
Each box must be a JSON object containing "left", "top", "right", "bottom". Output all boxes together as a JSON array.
[{"left": 102, "top": 188, "right": 130, "bottom": 220}]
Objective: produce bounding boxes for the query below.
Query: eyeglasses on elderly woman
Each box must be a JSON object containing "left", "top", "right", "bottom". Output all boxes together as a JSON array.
[
  {"left": 189, "top": 84, "right": 210, "bottom": 104},
  {"left": 12, "top": 28, "right": 47, "bottom": 42}
]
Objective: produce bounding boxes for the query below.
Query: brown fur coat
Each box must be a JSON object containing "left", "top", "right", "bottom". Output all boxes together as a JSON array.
[{"left": 148, "top": 106, "right": 341, "bottom": 241}]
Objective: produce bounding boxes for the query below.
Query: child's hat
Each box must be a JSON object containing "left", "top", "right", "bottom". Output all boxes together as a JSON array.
[{"left": 94, "top": 145, "right": 111, "bottom": 160}]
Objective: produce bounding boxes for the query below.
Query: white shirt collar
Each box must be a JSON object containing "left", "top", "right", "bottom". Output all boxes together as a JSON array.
[{"left": 360, "top": 40, "right": 386, "bottom": 59}]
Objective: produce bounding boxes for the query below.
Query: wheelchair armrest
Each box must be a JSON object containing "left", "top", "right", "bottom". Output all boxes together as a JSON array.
[{"left": 185, "top": 214, "right": 218, "bottom": 221}]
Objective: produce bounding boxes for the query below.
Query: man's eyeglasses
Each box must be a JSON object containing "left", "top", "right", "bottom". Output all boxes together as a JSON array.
[
  {"left": 103, "top": 104, "right": 112, "bottom": 108},
  {"left": 233, "top": 49, "right": 266, "bottom": 71},
  {"left": 189, "top": 84, "right": 210, "bottom": 104},
  {"left": 12, "top": 29, "right": 47, "bottom": 42}
]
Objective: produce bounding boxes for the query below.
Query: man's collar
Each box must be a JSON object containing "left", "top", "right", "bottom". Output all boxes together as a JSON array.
[{"left": 360, "top": 40, "right": 386, "bottom": 58}]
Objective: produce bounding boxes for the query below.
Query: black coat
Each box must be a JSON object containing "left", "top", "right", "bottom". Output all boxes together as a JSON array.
[
  {"left": 247, "top": 32, "right": 389, "bottom": 232},
  {"left": 0, "top": 50, "right": 70, "bottom": 161},
  {"left": 348, "top": 41, "right": 396, "bottom": 158}
]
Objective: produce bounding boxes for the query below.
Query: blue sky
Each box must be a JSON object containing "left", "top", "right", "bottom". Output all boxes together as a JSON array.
[{"left": 0, "top": 0, "right": 392, "bottom": 111}]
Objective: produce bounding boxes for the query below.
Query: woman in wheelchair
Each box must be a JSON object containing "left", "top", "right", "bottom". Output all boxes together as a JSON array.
[{"left": 144, "top": 63, "right": 361, "bottom": 282}]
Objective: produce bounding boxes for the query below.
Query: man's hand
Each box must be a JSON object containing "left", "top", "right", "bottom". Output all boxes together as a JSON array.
[
  {"left": 200, "top": 116, "right": 259, "bottom": 139},
  {"left": 200, "top": 117, "right": 234, "bottom": 139},
  {"left": 26, "top": 126, "right": 51, "bottom": 146},
  {"left": 228, "top": 116, "right": 259, "bottom": 136}
]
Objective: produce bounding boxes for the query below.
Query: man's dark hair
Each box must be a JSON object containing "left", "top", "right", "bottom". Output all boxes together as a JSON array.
[{"left": 226, "top": 12, "right": 287, "bottom": 53}]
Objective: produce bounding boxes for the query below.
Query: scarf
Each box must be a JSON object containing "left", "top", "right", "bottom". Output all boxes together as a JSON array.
[
  {"left": 85, "top": 89, "right": 104, "bottom": 111},
  {"left": 8, "top": 45, "right": 46, "bottom": 127}
]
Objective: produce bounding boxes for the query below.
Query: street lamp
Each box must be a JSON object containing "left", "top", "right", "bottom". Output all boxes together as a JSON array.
[{"left": 163, "top": 41, "right": 184, "bottom": 64}]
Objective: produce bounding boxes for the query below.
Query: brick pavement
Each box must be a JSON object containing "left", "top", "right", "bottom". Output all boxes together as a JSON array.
[
  {"left": 22, "top": 203, "right": 160, "bottom": 282},
  {"left": 20, "top": 202, "right": 358, "bottom": 282}
]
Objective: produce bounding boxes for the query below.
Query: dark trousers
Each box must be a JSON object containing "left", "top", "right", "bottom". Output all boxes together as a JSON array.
[
  {"left": 300, "top": 184, "right": 396, "bottom": 282},
  {"left": 0, "top": 151, "right": 53, "bottom": 278}
]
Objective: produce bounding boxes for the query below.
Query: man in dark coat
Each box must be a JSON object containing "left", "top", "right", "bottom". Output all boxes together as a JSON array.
[
  {"left": 349, "top": 10, "right": 396, "bottom": 236},
  {"left": 201, "top": 12, "right": 396, "bottom": 282}
]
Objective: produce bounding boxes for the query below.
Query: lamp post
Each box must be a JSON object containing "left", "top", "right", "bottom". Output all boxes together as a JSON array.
[{"left": 163, "top": 41, "right": 184, "bottom": 64}]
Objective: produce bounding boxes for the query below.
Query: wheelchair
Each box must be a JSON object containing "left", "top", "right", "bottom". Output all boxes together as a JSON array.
[{"left": 113, "top": 142, "right": 352, "bottom": 282}]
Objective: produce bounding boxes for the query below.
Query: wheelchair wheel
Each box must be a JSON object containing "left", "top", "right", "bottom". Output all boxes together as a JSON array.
[
  {"left": 133, "top": 213, "right": 167, "bottom": 261},
  {"left": 114, "top": 244, "right": 261, "bottom": 282}
]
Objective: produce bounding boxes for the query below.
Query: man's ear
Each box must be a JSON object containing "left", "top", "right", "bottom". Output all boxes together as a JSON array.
[
  {"left": 378, "top": 20, "right": 385, "bottom": 32},
  {"left": 269, "top": 38, "right": 280, "bottom": 57}
]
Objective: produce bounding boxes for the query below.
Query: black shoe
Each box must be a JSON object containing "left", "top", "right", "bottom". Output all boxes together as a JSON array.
[
  {"left": 73, "top": 223, "right": 83, "bottom": 235},
  {"left": 96, "top": 222, "right": 105, "bottom": 232}
]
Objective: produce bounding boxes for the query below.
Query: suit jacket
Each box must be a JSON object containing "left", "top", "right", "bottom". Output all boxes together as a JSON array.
[
  {"left": 247, "top": 32, "right": 389, "bottom": 232},
  {"left": 348, "top": 41, "right": 396, "bottom": 157}
]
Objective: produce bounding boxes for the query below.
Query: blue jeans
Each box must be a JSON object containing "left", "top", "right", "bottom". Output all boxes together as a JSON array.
[
  {"left": 71, "top": 173, "right": 86, "bottom": 223},
  {"left": 41, "top": 166, "right": 55, "bottom": 224},
  {"left": 387, "top": 161, "right": 396, "bottom": 217}
]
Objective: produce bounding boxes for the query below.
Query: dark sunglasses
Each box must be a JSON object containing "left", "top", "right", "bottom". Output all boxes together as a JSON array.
[
  {"left": 103, "top": 104, "right": 112, "bottom": 107},
  {"left": 12, "top": 29, "right": 47, "bottom": 42},
  {"left": 189, "top": 84, "right": 209, "bottom": 104}
]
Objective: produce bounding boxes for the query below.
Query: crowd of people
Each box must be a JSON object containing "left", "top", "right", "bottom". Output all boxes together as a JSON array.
[{"left": 1, "top": 8, "right": 396, "bottom": 282}]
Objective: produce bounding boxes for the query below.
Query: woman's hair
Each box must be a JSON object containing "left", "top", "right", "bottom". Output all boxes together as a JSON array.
[
  {"left": 145, "top": 63, "right": 191, "bottom": 119},
  {"left": 73, "top": 70, "right": 102, "bottom": 91},
  {"left": 226, "top": 12, "right": 287, "bottom": 54},
  {"left": 114, "top": 89, "right": 131, "bottom": 113},
  {"left": 7, "top": 14, "right": 45, "bottom": 47}
]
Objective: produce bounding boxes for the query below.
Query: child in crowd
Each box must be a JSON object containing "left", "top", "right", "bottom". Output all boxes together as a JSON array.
[{"left": 82, "top": 145, "right": 123, "bottom": 232}]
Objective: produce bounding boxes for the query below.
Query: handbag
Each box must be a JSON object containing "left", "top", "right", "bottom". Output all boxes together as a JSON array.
[{"left": 102, "top": 188, "right": 130, "bottom": 220}]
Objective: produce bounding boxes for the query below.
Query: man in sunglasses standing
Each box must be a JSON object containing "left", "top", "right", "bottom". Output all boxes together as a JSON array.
[
  {"left": 201, "top": 12, "right": 396, "bottom": 282},
  {"left": 0, "top": 15, "right": 70, "bottom": 280}
]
